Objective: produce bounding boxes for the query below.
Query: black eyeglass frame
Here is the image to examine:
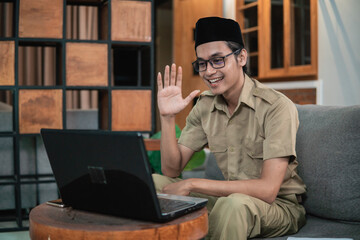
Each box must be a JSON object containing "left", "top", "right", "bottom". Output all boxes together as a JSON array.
[{"left": 192, "top": 49, "right": 241, "bottom": 72}]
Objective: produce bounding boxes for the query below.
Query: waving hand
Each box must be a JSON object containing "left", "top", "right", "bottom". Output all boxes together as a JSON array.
[{"left": 157, "top": 64, "right": 200, "bottom": 117}]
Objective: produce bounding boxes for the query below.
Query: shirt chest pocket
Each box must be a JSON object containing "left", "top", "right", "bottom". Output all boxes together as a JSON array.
[
  {"left": 244, "top": 138, "right": 264, "bottom": 159},
  {"left": 208, "top": 137, "right": 227, "bottom": 153},
  {"left": 208, "top": 139, "right": 228, "bottom": 174},
  {"left": 241, "top": 138, "right": 264, "bottom": 178}
]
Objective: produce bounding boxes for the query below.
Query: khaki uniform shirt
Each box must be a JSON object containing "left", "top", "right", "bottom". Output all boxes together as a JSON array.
[{"left": 178, "top": 75, "right": 306, "bottom": 196}]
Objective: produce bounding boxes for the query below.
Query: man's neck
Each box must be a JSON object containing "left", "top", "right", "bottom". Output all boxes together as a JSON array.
[{"left": 223, "top": 73, "right": 245, "bottom": 115}]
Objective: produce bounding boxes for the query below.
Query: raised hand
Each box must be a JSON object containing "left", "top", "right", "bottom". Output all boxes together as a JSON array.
[{"left": 157, "top": 64, "right": 200, "bottom": 117}]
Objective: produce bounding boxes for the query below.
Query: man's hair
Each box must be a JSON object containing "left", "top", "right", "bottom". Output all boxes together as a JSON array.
[{"left": 225, "top": 41, "right": 249, "bottom": 76}]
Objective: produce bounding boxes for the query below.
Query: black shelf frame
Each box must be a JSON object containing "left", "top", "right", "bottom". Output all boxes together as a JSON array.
[{"left": 0, "top": 0, "right": 155, "bottom": 232}]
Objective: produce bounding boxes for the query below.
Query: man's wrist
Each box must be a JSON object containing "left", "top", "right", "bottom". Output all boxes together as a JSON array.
[
  {"left": 186, "top": 178, "right": 198, "bottom": 192},
  {"left": 160, "top": 115, "right": 176, "bottom": 127},
  {"left": 160, "top": 114, "right": 176, "bottom": 120}
]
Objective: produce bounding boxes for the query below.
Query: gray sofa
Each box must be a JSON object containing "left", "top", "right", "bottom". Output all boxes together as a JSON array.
[{"left": 200, "top": 104, "right": 360, "bottom": 239}]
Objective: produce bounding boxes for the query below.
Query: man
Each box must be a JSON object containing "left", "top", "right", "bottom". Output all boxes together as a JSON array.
[{"left": 154, "top": 17, "right": 306, "bottom": 239}]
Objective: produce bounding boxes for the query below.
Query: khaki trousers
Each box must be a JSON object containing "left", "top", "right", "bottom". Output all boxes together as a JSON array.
[{"left": 152, "top": 174, "right": 306, "bottom": 240}]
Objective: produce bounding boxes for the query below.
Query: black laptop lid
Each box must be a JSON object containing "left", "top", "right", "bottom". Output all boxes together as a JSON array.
[{"left": 41, "top": 129, "right": 162, "bottom": 221}]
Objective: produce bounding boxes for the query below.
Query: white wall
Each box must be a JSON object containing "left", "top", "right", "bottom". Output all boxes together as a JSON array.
[
  {"left": 318, "top": 0, "right": 360, "bottom": 106},
  {"left": 223, "top": 0, "right": 235, "bottom": 19}
]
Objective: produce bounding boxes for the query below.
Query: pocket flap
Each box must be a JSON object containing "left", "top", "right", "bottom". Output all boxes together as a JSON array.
[
  {"left": 208, "top": 139, "right": 228, "bottom": 153},
  {"left": 244, "top": 139, "right": 263, "bottom": 159}
]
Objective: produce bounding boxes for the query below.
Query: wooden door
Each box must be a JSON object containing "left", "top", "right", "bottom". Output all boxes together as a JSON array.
[{"left": 173, "top": 0, "right": 223, "bottom": 129}]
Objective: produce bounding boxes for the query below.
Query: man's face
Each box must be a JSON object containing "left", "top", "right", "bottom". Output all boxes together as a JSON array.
[{"left": 195, "top": 41, "right": 245, "bottom": 97}]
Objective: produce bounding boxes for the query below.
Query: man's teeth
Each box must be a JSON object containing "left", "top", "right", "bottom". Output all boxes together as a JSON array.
[{"left": 209, "top": 77, "right": 222, "bottom": 83}]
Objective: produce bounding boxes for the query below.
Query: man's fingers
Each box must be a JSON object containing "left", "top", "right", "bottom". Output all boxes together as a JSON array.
[
  {"left": 170, "top": 63, "right": 176, "bottom": 86},
  {"left": 162, "top": 64, "right": 182, "bottom": 88},
  {"left": 176, "top": 66, "right": 182, "bottom": 88},
  {"left": 164, "top": 65, "right": 170, "bottom": 87},
  {"left": 157, "top": 72, "right": 163, "bottom": 90}
]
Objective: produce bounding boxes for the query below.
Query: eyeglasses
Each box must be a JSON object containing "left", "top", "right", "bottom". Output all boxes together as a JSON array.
[{"left": 192, "top": 49, "right": 241, "bottom": 72}]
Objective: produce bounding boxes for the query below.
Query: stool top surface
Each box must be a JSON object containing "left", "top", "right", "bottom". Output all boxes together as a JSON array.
[{"left": 29, "top": 203, "right": 208, "bottom": 240}]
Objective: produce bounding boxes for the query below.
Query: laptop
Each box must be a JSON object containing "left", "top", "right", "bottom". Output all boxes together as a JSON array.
[{"left": 40, "top": 129, "right": 208, "bottom": 222}]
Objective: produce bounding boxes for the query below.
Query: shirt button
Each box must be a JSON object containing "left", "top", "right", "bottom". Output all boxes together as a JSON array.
[{"left": 229, "top": 147, "right": 234, "bottom": 152}]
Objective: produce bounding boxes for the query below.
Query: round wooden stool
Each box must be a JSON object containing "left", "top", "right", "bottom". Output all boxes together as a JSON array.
[{"left": 29, "top": 203, "right": 208, "bottom": 240}]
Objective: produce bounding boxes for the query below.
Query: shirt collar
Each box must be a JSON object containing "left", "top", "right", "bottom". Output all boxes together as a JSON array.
[
  {"left": 206, "top": 74, "right": 256, "bottom": 112},
  {"left": 238, "top": 74, "right": 256, "bottom": 110},
  {"left": 199, "top": 91, "right": 224, "bottom": 113}
]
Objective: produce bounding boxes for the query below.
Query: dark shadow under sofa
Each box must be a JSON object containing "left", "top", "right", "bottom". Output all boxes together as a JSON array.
[{"left": 202, "top": 104, "right": 360, "bottom": 239}]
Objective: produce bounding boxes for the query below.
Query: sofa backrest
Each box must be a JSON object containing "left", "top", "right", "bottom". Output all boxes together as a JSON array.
[
  {"left": 204, "top": 104, "right": 360, "bottom": 222},
  {"left": 296, "top": 104, "right": 360, "bottom": 222}
]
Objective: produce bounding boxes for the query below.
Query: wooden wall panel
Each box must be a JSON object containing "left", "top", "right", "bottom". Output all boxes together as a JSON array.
[
  {"left": 0, "top": 41, "right": 15, "bottom": 86},
  {"left": 111, "top": 0, "right": 151, "bottom": 42},
  {"left": 173, "top": 0, "right": 223, "bottom": 129},
  {"left": 19, "top": 90, "right": 63, "bottom": 133},
  {"left": 112, "top": 90, "right": 151, "bottom": 131},
  {"left": 278, "top": 88, "right": 316, "bottom": 105},
  {"left": 19, "top": 0, "right": 63, "bottom": 38},
  {"left": 66, "top": 43, "right": 108, "bottom": 86}
]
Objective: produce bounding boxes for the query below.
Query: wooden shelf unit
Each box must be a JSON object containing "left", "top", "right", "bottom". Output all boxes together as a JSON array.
[{"left": 0, "top": 0, "right": 154, "bottom": 231}]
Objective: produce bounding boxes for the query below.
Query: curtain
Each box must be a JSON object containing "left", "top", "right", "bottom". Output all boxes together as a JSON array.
[{"left": 0, "top": 2, "right": 13, "bottom": 37}]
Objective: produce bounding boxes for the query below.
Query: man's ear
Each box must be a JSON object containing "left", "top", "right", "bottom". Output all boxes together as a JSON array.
[{"left": 238, "top": 48, "right": 247, "bottom": 66}]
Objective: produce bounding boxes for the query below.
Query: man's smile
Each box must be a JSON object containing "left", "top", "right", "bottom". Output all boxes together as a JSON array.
[{"left": 206, "top": 76, "right": 224, "bottom": 85}]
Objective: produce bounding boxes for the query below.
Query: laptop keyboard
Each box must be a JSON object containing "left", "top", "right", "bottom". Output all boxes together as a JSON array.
[{"left": 158, "top": 197, "right": 195, "bottom": 214}]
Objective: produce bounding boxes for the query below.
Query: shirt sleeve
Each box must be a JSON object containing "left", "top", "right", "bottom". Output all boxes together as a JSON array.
[
  {"left": 263, "top": 97, "right": 299, "bottom": 162},
  {"left": 178, "top": 102, "right": 208, "bottom": 152}
]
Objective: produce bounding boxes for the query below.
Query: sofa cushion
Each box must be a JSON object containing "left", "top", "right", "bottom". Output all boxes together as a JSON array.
[
  {"left": 295, "top": 105, "right": 360, "bottom": 222},
  {"left": 254, "top": 214, "right": 360, "bottom": 239}
]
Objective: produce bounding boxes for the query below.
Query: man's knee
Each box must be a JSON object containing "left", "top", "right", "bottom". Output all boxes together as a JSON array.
[
  {"left": 152, "top": 174, "right": 167, "bottom": 192},
  {"left": 152, "top": 173, "right": 180, "bottom": 192},
  {"left": 213, "top": 194, "right": 257, "bottom": 216},
  {"left": 208, "top": 194, "right": 262, "bottom": 239}
]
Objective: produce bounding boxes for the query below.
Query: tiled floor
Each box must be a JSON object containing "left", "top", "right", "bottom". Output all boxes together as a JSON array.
[
  {"left": 0, "top": 220, "right": 30, "bottom": 240},
  {"left": 0, "top": 231, "right": 30, "bottom": 240}
]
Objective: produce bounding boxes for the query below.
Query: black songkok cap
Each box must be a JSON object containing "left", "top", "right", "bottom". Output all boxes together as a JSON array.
[{"left": 194, "top": 17, "right": 244, "bottom": 49}]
